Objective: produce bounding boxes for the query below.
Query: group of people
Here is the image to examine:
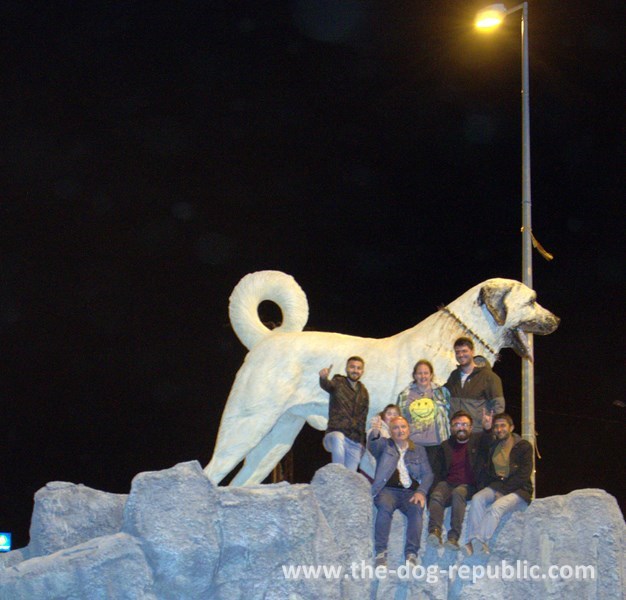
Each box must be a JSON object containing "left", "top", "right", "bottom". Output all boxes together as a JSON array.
[{"left": 318, "top": 337, "right": 533, "bottom": 568}]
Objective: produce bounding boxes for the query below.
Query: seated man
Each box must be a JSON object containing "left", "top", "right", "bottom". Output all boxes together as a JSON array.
[
  {"left": 463, "top": 413, "right": 533, "bottom": 556},
  {"left": 427, "top": 410, "right": 491, "bottom": 550},
  {"left": 368, "top": 416, "right": 433, "bottom": 567}
]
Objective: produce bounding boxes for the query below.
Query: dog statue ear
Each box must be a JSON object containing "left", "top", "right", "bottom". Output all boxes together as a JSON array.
[{"left": 478, "top": 282, "right": 511, "bottom": 326}]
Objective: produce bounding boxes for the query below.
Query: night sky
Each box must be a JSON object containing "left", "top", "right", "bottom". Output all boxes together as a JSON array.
[{"left": 1, "top": 1, "right": 624, "bottom": 549}]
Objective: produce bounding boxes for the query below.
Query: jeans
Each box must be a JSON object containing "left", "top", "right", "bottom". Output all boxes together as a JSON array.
[
  {"left": 323, "top": 431, "right": 363, "bottom": 471},
  {"left": 465, "top": 486, "right": 527, "bottom": 543},
  {"left": 374, "top": 487, "right": 424, "bottom": 556},
  {"left": 428, "top": 481, "right": 475, "bottom": 541}
]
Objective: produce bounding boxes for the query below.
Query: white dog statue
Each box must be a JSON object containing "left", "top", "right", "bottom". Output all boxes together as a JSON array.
[{"left": 205, "top": 270, "right": 559, "bottom": 486}]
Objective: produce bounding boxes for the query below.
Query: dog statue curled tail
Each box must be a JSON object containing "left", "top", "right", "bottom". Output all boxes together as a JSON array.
[{"left": 205, "top": 270, "right": 559, "bottom": 486}]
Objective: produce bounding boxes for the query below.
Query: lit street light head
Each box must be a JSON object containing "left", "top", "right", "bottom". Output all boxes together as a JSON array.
[{"left": 475, "top": 3, "right": 508, "bottom": 29}]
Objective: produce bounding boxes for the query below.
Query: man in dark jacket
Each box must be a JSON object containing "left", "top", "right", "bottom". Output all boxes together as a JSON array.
[
  {"left": 463, "top": 413, "right": 533, "bottom": 556},
  {"left": 319, "top": 356, "right": 369, "bottom": 471},
  {"left": 445, "top": 337, "right": 505, "bottom": 433},
  {"left": 427, "top": 410, "right": 491, "bottom": 550}
]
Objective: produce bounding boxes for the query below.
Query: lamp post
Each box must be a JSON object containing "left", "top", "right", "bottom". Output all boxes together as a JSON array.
[{"left": 475, "top": 3, "right": 536, "bottom": 489}]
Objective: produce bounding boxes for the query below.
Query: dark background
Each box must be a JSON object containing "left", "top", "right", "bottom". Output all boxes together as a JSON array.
[{"left": 1, "top": 1, "right": 624, "bottom": 549}]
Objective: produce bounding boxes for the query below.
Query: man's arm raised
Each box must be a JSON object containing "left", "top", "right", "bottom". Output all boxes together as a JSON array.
[{"left": 319, "top": 364, "right": 334, "bottom": 392}]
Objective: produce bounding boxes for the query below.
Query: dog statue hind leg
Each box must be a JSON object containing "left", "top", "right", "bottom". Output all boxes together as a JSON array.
[
  {"left": 204, "top": 366, "right": 291, "bottom": 485},
  {"left": 228, "top": 395, "right": 331, "bottom": 486},
  {"left": 228, "top": 411, "right": 307, "bottom": 486}
]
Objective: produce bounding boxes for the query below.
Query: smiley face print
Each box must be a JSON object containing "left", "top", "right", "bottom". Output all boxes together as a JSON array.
[{"left": 409, "top": 396, "right": 436, "bottom": 429}]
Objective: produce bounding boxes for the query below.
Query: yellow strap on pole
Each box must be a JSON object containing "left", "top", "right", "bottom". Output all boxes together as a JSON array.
[
  {"left": 531, "top": 233, "right": 554, "bottom": 261},
  {"left": 521, "top": 227, "right": 554, "bottom": 261}
]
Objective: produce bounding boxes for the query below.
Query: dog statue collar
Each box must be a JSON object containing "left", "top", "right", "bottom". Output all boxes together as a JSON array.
[{"left": 440, "top": 306, "right": 499, "bottom": 358}]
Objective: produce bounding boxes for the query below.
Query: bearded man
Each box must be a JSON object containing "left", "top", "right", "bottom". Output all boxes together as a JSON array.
[{"left": 426, "top": 410, "right": 492, "bottom": 550}]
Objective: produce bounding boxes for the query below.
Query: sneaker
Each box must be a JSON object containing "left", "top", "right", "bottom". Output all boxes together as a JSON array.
[
  {"left": 375, "top": 551, "right": 388, "bottom": 567},
  {"left": 427, "top": 529, "right": 442, "bottom": 547},
  {"left": 471, "top": 538, "right": 490, "bottom": 556},
  {"left": 445, "top": 537, "right": 460, "bottom": 551},
  {"left": 405, "top": 553, "right": 418, "bottom": 567}
]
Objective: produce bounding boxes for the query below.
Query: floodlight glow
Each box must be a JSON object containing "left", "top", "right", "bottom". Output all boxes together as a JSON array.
[
  {"left": 0, "top": 533, "right": 11, "bottom": 552},
  {"left": 475, "top": 4, "right": 507, "bottom": 29}
]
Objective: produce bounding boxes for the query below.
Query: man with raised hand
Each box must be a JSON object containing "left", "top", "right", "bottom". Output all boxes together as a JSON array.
[
  {"left": 368, "top": 416, "right": 433, "bottom": 568},
  {"left": 319, "top": 356, "right": 369, "bottom": 471}
]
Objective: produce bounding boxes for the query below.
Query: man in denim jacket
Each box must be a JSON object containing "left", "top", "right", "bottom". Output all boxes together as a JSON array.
[{"left": 368, "top": 416, "right": 433, "bottom": 567}]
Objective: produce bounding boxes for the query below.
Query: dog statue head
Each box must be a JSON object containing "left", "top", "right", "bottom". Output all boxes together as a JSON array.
[{"left": 478, "top": 279, "right": 560, "bottom": 359}]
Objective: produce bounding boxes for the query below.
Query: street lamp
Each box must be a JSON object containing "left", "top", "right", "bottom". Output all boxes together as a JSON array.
[{"left": 475, "top": 3, "right": 536, "bottom": 489}]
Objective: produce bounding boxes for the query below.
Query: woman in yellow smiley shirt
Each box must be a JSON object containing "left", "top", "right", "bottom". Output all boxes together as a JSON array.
[{"left": 397, "top": 359, "right": 450, "bottom": 470}]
